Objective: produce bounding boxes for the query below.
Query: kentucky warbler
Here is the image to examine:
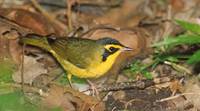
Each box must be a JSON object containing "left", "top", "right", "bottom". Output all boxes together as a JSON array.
[{"left": 20, "top": 34, "right": 132, "bottom": 84}]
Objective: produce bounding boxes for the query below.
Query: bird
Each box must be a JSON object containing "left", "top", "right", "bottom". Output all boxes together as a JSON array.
[{"left": 19, "top": 34, "right": 132, "bottom": 85}]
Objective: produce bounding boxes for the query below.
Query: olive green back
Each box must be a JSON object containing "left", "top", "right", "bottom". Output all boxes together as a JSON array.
[{"left": 49, "top": 38, "right": 104, "bottom": 69}]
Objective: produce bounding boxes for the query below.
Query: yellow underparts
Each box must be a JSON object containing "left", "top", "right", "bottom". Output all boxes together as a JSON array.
[{"left": 49, "top": 49, "right": 121, "bottom": 81}]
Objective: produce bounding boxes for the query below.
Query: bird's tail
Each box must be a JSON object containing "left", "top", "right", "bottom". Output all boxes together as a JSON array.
[{"left": 19, "top": 34, "right": 52, "bottom": 51}]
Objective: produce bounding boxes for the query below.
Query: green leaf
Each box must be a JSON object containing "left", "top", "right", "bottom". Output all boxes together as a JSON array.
[
  {"left": 152, "top": 35, "right": 200, "bottom": 47},
  {"left": 187, "top": 50, "right": 200, "bottom": 64},
  {"left": 166, "top": 56, "right": 179, "bottom": 62},
  {"left": 129, "top": 60, "right": 153, "bottom": 79},
  {"left": 142, "top": 71, "right": 153, "bottom": 79},
  {"left": 176, "top": 20, "right": 200, "bottom": 34}
]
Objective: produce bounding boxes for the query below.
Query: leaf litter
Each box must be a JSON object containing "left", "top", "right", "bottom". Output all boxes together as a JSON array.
[{"left": 0, "top": 0, "right": 200, "bottom": 111}]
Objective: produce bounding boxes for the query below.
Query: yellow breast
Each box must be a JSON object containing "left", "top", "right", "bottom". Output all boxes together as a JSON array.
[{"left": 50, "top": 49, "right": 121, "bottom": 78}]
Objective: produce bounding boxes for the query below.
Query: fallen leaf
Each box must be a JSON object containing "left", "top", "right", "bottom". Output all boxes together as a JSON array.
[
  {"left": 0, "top": 8, "right": 56, "bottom": 35},
  {"left": 0, "top": 15, "right": 32, "bottom": 65},
  {"left": 12, "top": 55, "right": 48, "bottom": 84},
  {"left": 170, "top": 0, "right": 185, "bottom": 12},
  {"left": 43, "top": 85, "right": 77, "bottom": 111},
  {"left": 74, "top": 0, "right": 144, "bottom": 28},
  {"left": 169, "top": 79, "right": 183, "bottom": 96},
  {"left": 182, "top": 76, "right": 200, "bottom": 110},
  {"left": 43, "top": 84, "right": 105, "bottom": 111}
]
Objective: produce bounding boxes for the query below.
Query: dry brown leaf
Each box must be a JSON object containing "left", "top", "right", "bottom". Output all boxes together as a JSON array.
[
  {"left": 94, "top": 0, "right": 144, "bottom": 27},
  {"left": 170, "top": 0, "right": 185, "bottom": 12},
  {"left": 43, "top": 84, "right": 105, "bottom": 111},
  {"left": 0, "top": 15, "right": 49, "bottom": 81},
  {"left": 0, "top": 8, "right": 56, "bottom": 35},
  {"left": 155, "top": 82, "right": 171, "bottom": 89},
  {"left": 74, "top": 0, "right": 144, "bottom": 28},
  {"left": 182, "top": 76, "right": 200, "bottom": 110},
  {"left": 12, "top": 55, "right": 48, "bottom": 84},
  {"left": 6, "top": 29, "right": 22, "bottom": 65},
  {"left": 169, "top": 79, "right": 183, "bottom": 96},
  {"left": 112, "top": 91, "right": 126, "bottom": 101},
  {"left": 167, "top": 96, "right": 187, "bottom": 111},
  {"left": 0, "top": 8, "right": 63, "bottom": 35},
  {"left": 43, "top": 85, "right": 77, "bottom": 111},
  {"left": 0, "top": 15, "right": 32, "bottom": 66}
]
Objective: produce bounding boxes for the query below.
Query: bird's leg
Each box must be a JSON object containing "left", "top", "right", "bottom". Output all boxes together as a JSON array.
[
  {"left": 87, "top": 79, "right": 99, "bottom": 98},
  {"left": 67, "top": 73, "right": 73, "bottom": 88}
]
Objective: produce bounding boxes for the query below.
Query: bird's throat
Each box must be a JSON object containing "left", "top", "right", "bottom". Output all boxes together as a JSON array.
[{"left": 87, "top": 50, "right": 121, "bottom": 78}]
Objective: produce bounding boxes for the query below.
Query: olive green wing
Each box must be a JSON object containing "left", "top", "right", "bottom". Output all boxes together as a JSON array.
[{"left": 49, "top": 38, "right": 103, "bottom": 69}]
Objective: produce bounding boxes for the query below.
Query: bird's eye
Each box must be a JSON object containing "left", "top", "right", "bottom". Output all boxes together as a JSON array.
[{"left": 109, "top": 47, "right": 115, "bottom": 51}]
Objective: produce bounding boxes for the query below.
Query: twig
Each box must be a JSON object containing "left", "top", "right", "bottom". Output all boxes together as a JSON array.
[
  {"left": 66, "top": 0, "right": 74, "bottom": 32},
  {"left": 21, "top": 44, "right": 25, "bottom": 93},
  {"left": 98, "top": 79, "right": 154, "bottom": 92},
  {"left": 125, "top": 99, "right": 145, "bottom": 109},
  {"left": 156, "top": 93, "right": 200, "bottom": 102},
  {"left": 164, "top": 61, "right": 192, "bottom": 75},
  {"left": 111, "top": 107, "right": 116, "bottom": 111},
  {"left": 162, "top": 5, "right": 172, "bottom": 38},
  {"left": 83, "top": 76, "right": 175, "bottom": 92}
]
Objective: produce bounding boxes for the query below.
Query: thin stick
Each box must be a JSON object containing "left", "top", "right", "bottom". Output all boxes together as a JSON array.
[
  {"left": 21, "top": 44, "right": 25, "bottom": 93},
  {"left": 66, "top": 0, "right": 74, "bottom": 32},
  {"left": 164, "top": 61, "right": 192, "bottom": 75},
  {"left": 162, "top": 5, "right": 172, "bottom": 38},
  {"left": 156, "top": 93, "right": 200, "bottom": 102}
]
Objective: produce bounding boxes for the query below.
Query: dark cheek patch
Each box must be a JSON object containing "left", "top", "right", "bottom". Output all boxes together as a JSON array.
[
  {"left": 102, "top": 49, "right": 110, "bottom": 62},
  {"left": 102, "top": 48, "right": 119, "bottom": 62}
]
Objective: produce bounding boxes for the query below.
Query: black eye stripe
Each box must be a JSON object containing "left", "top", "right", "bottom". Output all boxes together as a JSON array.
[
  {"left": 109, "top": 47, "right": 119, "bottom": 52},
  {"left": 102, "top": 48, "right": 119, "bottom": 62}
]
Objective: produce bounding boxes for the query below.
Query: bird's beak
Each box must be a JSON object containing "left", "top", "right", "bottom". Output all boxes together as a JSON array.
[{"left": 121, "top": 47, "right": 133, "bottom": 51}]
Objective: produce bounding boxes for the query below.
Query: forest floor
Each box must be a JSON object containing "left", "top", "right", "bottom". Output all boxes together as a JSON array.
[{"left": 0, "top": 0, "right": 200, "bottom": 111}]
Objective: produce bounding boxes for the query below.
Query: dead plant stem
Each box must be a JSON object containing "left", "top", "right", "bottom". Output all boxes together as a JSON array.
[{"left": 21, "top": 44, "right": 25, "bottom": 93}]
